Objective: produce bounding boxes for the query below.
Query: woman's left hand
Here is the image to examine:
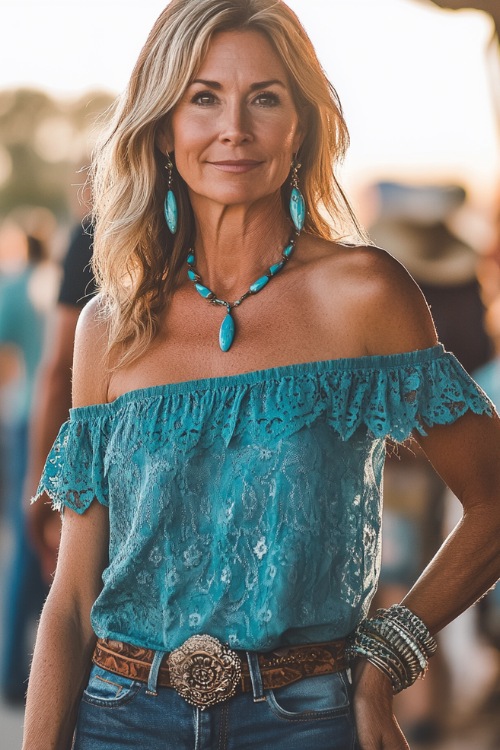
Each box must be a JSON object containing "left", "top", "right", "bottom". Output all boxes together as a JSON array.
[{"left": 352, "top": 660, "right": 410, "bottom": 750}]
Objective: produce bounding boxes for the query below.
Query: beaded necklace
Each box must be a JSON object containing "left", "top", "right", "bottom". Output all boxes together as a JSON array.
[{"left": 187, "top": 233, "right": 298, "bottom": 352}]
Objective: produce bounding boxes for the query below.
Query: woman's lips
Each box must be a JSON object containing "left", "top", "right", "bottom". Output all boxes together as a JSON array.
[{"left": 208, "top": 160, "right": 262, "bottom": 173}]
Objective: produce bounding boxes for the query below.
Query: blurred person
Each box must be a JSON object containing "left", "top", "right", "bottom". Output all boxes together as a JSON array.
[
  {"left": 0, "top": 218, "right": 57, "bottom": 705},
  {"left": 478, "top": 192, "right": 500, "bottom": 308},
  {"left": 473, "top": 296, "right": 500, "bottom": 427},
  {"left": 24, "top": 220, "right": 95, "bottom": 583},
  {"left": 370, "top": 182, "right": 492, "bottom": 372},
  {"left": 369, "top": 181, "right": 493, "bottom": 743},
  {"left": 21, "top": 3, "right": 500, "bottom": 749},
  {"left": 0, "top": 222, "right": 28, "bottom": 517},
  {"left": 473, "top": 297, "right": 500, "bottom": 683},
  {"left": 0, "top": 298, "right": 22, "bottom": 515},
  {"left": 466, "top": 294, "right": 500, "bottom": 750}
]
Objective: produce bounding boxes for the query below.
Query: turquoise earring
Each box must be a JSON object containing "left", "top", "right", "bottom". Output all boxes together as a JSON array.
[
  {"left": 164, "top": 153, "right": 178, "bottom": 234},
  {"left": 289, "top": 157, "right": 306, "bottom": 232}
]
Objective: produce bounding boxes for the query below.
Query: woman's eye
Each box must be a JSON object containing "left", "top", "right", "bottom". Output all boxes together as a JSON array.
[
  {"left": 253, "top": 92, "right": 280, "bottom": 107},
  {"left": 192, "top": 91, "right": 217, "bottom": 106}
]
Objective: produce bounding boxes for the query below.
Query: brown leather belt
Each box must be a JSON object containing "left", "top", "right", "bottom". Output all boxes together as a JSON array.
[{"left": 93, "top": 634, "right": 347, "bottom": 709}]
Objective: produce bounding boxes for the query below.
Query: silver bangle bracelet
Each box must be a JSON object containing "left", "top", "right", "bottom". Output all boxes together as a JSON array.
[{"left": 346, "top": 605, "right": 437, "bottom": 694}]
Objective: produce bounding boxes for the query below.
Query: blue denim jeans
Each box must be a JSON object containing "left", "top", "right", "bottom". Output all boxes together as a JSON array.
[{"left": 73, "top": 653, "right": 360, "bottom": 749}]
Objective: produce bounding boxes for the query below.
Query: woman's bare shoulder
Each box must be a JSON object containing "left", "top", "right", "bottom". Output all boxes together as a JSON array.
[
  {"left": 72, "top": 294, "right": 112, "bottom": 408},
  {"left": 308, "top": 240, "right": 439, "bottom": 356}
]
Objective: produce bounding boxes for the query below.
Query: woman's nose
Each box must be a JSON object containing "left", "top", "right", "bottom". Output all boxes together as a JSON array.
[{"left": 218, "top": 102, "right": 253, "bottom": 145}]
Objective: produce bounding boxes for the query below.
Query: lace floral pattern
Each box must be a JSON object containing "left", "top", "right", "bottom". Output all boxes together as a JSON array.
[{"left": 36, "top": 345, "right": 494, "bottom": 651}]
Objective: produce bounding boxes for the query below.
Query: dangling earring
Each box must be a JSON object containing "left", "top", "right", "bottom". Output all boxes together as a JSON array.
[
  {"left": 164, "top": 152, "right": 178, "bottom": 234},
  {"left": 289, "top": 156, "right": 306, "bottom": 232}
]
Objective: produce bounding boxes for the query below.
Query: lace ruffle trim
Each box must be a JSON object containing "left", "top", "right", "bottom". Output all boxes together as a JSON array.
[{"left": 34, "top": 347, "right": 494, "bottom": 514}]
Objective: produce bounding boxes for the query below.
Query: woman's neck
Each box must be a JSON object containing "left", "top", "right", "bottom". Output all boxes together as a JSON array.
[{"left": 190, "top": 196, "right": 293, "bottom": 300}]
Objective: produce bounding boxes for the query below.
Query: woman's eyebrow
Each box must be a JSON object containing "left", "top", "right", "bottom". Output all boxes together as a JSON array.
[
  {"left": 191, "top": 79, "right": 222, "bottom": 89},
  {"left": 190, "top": 78, "right": 286, "bottom": 90},
  {"left": 249, "top": 79, "right": 286, "bottom": 91}
]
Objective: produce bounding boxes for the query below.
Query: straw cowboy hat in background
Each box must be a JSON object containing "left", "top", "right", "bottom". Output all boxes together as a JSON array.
[{"left": 369, "top": 182, "right": 478, "bottom": 287}]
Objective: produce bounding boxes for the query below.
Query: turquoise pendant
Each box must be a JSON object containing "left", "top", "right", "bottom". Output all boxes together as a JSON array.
[
  {"left": 186, "top": 234, "right": 297, "bottom": 353},
  {"left": 164, "top": 189, "right": 178, "bottom": 234},
  {"left": 290, "top": 187, "right": 305, "bottom": 232},
  {"left": 219, "top": 310, "right": 235, "bottom": 352}
]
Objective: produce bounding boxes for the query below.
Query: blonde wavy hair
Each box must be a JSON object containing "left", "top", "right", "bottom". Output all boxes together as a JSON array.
[{"left": 91, "top": 0, "right": 368, "bottom": 367}]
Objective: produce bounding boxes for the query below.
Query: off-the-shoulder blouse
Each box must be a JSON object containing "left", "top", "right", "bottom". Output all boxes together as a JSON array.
[{"left": 36, "top": 345, "right": 494, "bottom": 652}]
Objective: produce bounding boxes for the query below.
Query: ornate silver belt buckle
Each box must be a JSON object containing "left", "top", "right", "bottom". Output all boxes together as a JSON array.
[{"left": 168, "top": 634, "right": 242, "bottom": 709}]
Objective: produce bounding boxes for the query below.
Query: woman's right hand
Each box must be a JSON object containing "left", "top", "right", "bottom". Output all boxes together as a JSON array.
[{"left": 352, "top": 660, "right": 410, "bottom": 750}]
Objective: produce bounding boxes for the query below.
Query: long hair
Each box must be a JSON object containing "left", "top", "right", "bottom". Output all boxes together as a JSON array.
[{"left": 91, "top": 0, "right": 368, "bottom": 367}]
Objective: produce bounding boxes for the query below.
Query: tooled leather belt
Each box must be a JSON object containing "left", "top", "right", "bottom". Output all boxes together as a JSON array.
[{"left": 93, "top": 634, "right": 348, "bottom": 710}]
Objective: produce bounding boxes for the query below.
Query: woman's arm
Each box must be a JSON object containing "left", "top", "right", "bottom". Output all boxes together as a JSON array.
[
  {"left": 348, "top": 247, "right": 500, "bottom": 748},
  {"left": 353, "top": 410, "right": 500, "bottom": 750},
  {"left": 23, "top": 297, "right": 111, "bottom": 750},
  {"left": 404, "top": 409, "right": 500, "bottom": 629},
  {"left": 358, "top": 247, "right": 500, "bottom": 627},
  {"left": 22, "top": 502, "right": 109, "bottom": 750}
]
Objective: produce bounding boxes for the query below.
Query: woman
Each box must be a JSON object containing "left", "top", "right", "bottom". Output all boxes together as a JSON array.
[{"left": 23, "top": 1, "right": 500, "bottom": 749}]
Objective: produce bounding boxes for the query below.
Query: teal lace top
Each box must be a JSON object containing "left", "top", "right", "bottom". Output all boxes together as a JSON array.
[{"left": 37, "top": 344, "right": 494, "bottom": 652}]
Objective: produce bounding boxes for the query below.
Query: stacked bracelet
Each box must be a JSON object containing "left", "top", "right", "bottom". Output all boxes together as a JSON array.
[{"left": 346, "top": 604, "right": 437, "bottom": 693}]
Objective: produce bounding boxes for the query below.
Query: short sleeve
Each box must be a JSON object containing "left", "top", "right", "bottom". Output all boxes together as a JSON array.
[
  {"left": 326, "top": 346, "right": 496, "bottom": 442},
  {"left": 34, "top": 414, "right": 109, "bottom": 513}
]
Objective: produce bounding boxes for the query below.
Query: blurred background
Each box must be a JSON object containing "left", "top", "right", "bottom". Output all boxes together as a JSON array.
[{"left": 0, "top": 0, "right": 499, "bottom": 747}]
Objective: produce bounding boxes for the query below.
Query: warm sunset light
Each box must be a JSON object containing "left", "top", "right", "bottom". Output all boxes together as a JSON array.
[{"left": 0, "top": 0, "right": 498, "bottom": 210}]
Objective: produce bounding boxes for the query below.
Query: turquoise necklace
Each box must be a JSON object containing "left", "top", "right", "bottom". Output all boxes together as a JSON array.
[{"left": 187, "top": 233, "right": 298, "bottom": 352}]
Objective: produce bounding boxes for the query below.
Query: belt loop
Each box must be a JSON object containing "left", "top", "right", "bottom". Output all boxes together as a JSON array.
[
  {"left": 246, "top": 651, "right": 266, "bottom": 703},
  {"left": 146, "top": 650, "right": 166, "bottom": 696}
]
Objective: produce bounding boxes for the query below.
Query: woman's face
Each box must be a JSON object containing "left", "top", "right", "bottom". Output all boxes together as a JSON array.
[{"left": 165, "top": 29, "right": 303, "bottom": 212}]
